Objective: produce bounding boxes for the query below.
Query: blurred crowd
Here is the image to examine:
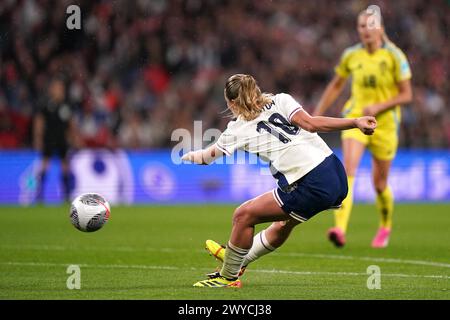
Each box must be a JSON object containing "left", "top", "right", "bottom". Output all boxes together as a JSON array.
[{"left": 0, "top": 0, "right": 448, "bottom": 150}]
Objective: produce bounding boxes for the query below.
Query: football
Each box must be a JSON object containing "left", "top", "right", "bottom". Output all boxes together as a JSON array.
[{"left": 70, "top": 193, "right": 111, "bottom": 232}]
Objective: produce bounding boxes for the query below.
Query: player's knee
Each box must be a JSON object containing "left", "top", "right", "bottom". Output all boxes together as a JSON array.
[
  {"left": 232, "top": 204, "right": 255, "bottom": 226},
  {"left": 343, "top": 162, "right": 357, "bottom": 177},
  {"left": 272, "top": 221, "right": 290, "bottom": 236},
  {"left": 269, "top": 221, "right": 296, "bottom": 238},
  {"left": 343, "top": 158, "right": 358, "bottom": 176},
  {"left": 374, "top": 179, "right": 387, "bottom": 194},
  {"left": 277, "top": 220, "right": 299, "bottom": 232}
]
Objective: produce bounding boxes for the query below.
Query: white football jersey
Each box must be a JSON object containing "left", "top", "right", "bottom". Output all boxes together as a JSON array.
[{"left": 216, "top": 93, "right": 333, "bottom": 188}]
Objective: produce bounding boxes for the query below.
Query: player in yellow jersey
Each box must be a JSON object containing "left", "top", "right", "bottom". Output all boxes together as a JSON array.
[{"left": 314, "top": 8, "right": 412, "bottom": 248}]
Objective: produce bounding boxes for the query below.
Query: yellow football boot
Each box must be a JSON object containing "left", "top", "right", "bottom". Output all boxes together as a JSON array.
[
  {"left": 205, "top": 240, "right": 247, "bottom": 277},
  {"left": 193, "top": 272, "right": 242, "bottom": 288},
  {"left": 205, "top": 239, "right": 225, "bottom": 262}
]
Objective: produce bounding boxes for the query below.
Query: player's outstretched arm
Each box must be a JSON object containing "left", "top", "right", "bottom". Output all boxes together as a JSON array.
[
  {"left": 181, "top": 144, "right": 224, "bottom": 165},
  {"left": 291, "top": 109, "right": 377, "bottom": 135}
]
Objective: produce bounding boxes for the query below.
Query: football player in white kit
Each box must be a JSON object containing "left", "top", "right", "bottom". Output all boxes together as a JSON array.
[{"left": 182, "top": 74, "right": 376, "bottom": 287}]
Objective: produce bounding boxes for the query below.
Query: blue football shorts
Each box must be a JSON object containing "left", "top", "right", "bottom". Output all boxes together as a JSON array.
[{"left": 272, "top": 154, "right": 348, "bottom": 222}]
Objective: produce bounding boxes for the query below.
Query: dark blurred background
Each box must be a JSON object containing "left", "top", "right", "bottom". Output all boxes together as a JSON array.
[{"left": 0, "top": 0, "right": 448, "bottom": 150}]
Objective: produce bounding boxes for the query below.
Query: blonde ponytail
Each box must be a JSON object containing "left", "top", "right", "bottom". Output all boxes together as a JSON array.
[
  {"left": 381, "top": 29, "right": 397, "bottom": 48},
  {"left": 224, "top": 74, "right": 272, "bottom": 121}
]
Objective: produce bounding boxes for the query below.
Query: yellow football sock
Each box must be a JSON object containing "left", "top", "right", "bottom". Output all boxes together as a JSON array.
[
  {"left": 376, "top": 186, "right": 394, "bottom": 229},
  {"left": 334, "top": 176, "right": 355, "bottom": 233}
]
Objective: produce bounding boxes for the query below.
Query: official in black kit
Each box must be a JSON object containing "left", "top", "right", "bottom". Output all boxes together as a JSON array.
[{"left": 34, "top": 77, "right": 75, "bottom": 203}]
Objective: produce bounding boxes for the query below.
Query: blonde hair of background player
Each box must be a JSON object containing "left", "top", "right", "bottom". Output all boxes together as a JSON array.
[{"left": 358, "top": 7, "right": 396, "bottom": 48}]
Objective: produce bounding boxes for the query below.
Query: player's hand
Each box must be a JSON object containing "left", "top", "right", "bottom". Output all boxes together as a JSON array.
[
  {"left": 355, "top": 116, "right": 377, "bottom": 135},
  {"left": 181, "top": 150, "right": 205, "bottom": 164},
  {"left": 363, "top": 104, "right": 383, "bottom": 116},
  {"left": 181, "top": 151, "right": 194, "bottom": 162}
]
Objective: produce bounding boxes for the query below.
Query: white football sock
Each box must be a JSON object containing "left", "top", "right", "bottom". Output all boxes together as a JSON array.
[
  {"left": 220, "top": 242, "right": 249, "bottom": 280},
  {"left": 242, "top": 230, "right": 276, "bottom": 267}
]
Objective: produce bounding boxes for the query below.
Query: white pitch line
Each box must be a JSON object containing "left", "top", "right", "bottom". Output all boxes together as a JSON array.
[
  {"left": 275, "top": 252, "right": 450, "bottom": 269},
  {"left": 250, "top": 268, "right": 450, "bottom": 279},
  {"left": 0, "top": 244, "right": 180, "bottom": 253},
  {"left": 0, "top": 261, "right": 449, "bottom": 280},
  {"left": 1, "top": 261, "right": 179, "bottom": 270},
  {"left": 2, "top": 244, "right": 449, "bottom": 269}
]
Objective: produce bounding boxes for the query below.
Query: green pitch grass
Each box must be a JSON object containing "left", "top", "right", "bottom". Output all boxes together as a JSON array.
[{"left": 0, "top": 203, "right": 449, "bottom": 300}]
